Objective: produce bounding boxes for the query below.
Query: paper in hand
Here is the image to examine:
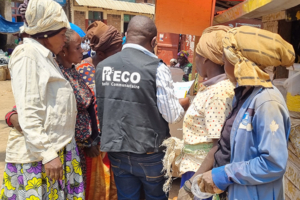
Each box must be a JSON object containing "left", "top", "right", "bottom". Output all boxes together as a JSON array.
[{"left": 173, "top": 80, "right": 195, "bottom": 98}]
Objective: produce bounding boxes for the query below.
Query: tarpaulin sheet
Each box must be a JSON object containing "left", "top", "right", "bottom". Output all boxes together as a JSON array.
[
  {"left": 0, "top": 16, "right": 85, "bottom": 38},
  {"left": 70, "top": 23, "right": 86, "bottom": 37},
  {"left": 0, "top": 15, "right": 23, "bottom": 34}
]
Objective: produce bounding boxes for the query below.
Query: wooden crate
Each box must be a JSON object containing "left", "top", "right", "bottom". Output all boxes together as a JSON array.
[{"left": 285, "top": 142, "right": 300, "bottom": 199}]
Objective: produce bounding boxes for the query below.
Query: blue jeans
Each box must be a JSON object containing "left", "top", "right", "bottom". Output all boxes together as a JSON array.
[{"left": 108, "top": 152, "right": 168, "bottom": 200}]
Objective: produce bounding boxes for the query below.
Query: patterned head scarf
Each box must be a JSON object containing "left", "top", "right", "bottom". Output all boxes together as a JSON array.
[
  {"left": 196, "top": 25, "right": 232, "bottom": 65},
  {"left": 177, "top": 50, "right": 189, "bottom": 59},
  {"left": 19, "top": 0, "right": 70, "bottom": 37},
  {"left": 86, "top": 21, "right": 122, "bottom": 53},
  {"left": 223, "top": 26, "right": 295, "bottom": 88}
]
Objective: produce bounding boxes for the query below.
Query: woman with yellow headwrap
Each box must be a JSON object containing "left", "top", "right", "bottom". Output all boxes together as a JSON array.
[
  {"left": 162, "top": 26, "right": 235, "bottom": 200},
  {"left": 197, "top": 26, "right": 294, "bottom": 200}
]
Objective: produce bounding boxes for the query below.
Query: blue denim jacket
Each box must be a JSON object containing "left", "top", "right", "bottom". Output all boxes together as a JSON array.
[{"left": 212, "top": 86, "right": 290, "bottom": 200}]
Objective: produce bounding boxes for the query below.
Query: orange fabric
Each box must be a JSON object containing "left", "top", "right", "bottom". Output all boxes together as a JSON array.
[
  {"left": 85, "top": 155, "right": 93, "bottom": 200},
  {"left": 87, "top": 152, "right": 118, "bottom": 200}
]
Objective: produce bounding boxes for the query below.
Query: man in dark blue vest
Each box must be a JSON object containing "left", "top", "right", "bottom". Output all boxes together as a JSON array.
[{"left": 95, "top": 15, "right": 190, "bottom": 200}]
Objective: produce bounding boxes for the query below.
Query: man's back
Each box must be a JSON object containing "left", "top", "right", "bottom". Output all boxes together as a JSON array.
[{"left": 96, "top": 47, "right": 170, "bottom": 154}]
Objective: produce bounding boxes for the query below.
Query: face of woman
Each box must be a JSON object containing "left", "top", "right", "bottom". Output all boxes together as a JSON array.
[
  {"left": 223, "top": 54, "right": 236, "bottom": 84},
  {"left": 195, "top": 54, "right": 207, "bottom": 78},
  {"left": 46, "top": 29, "right": 67, "bottom": 54},
  {"left": 177, "top": 55, "right": 186, "bottom": 66},
  {"left": 64, "top": 32, "right": 83, "bottom": 64}
]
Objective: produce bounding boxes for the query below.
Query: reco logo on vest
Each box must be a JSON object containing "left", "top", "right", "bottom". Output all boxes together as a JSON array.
[{"left": 102, "top": 66, "right": 141, "bottom": 89}]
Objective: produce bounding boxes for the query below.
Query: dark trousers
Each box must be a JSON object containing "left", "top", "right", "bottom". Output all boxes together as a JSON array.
[{"left": 108, "top": 152, "right": 168, "bottom": 200}]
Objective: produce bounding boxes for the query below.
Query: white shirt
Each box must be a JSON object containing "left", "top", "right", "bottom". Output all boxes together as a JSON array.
[
  {"left": 123, "top": 44, "right": 184, "bottom": 124},
  {"left": 7, "top": 38, "right": 77, "bottom": 164}
]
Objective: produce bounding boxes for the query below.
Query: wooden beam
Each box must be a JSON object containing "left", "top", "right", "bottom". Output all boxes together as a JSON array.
[{"left": 190, "top": 36, "right": 201, "bottom": 96}]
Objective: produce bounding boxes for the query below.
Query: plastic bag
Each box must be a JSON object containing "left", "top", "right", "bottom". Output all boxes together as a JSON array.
[
  {"left": 284, "top": 71, "right": 300, "bottom": 96},
  {"left": 191, "top": 174, "right": 213, "bottom": 199}
]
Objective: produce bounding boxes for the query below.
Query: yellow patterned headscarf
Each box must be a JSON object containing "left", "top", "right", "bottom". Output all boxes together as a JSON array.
[
  {"left": 223, "top": 26, "right": 295, "bottom": 88},
  {"left": 196, "top": 25, "right": 232, "bottom": 65}
]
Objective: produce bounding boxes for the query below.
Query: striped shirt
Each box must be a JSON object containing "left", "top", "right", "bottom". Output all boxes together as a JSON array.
[{"left": 123, "top": 44, "right": 184, "bottom": 124}]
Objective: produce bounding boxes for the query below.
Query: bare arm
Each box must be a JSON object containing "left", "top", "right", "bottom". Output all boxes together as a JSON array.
[{"left": 191, "top": 139, "right": 218, "bottom": 180}]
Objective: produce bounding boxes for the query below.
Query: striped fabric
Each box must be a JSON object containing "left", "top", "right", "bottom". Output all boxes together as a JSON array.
[
  {"left": 223, "top": 26, "right": 295, "bottom": 88},
  {"left": 123, "top": 44, "right": 185, "bottom": 124}
]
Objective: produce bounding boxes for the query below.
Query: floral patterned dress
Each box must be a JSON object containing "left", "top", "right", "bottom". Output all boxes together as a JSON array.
[
  {"left": 59, "top": 65, "right": 100, "bottom": 192},
  {"left": 0, "top": 138, "right": 84, "bottom": 200},
  {"left": 76, "top": 60, "right": 117, "bottom": 200}
]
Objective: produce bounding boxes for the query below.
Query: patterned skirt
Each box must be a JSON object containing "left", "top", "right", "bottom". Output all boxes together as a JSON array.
[{"left": 0, "top": 137, "right": 85, "bottom": 200}]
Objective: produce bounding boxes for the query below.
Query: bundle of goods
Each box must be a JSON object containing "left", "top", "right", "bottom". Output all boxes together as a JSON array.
[{"left": 284, "top": 64, "right": 300, "bottom": 199}]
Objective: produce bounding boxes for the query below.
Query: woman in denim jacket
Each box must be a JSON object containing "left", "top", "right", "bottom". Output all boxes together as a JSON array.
[{"left": 198, "top": 26, "right": 295, "bottom": 200}]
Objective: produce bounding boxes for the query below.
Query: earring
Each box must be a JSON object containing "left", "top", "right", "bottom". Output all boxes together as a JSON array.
[{"left": 64, "top": 54, "right": 65, "bottom": 57}]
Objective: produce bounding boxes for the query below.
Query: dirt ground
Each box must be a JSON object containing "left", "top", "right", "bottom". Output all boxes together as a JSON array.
[
  {"left": 0, "top": 81, "right": 15, "bottom": 186},
  {"left": 0, "top": 80, "right": 180, "bottom": 198}
]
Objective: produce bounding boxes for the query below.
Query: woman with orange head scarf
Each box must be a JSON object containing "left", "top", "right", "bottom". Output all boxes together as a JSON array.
[{"left": 76, "top": 21, "right": 122, "bottom": 200}]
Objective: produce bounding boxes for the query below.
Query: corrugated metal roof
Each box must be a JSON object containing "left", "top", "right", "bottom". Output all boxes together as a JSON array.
[
  {"left": 75, "top": 0, "right": 155, "bottom": 15},
  {"left": 214, "top": 0, "right": 300, "bottom": 24}
]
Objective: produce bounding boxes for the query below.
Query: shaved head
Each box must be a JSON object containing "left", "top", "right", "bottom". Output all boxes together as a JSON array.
[{"left": 126, "top": 15, "right": 157, "bottom": 50}]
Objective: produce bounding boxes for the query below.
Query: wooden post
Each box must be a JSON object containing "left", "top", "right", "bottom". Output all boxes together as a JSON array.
[
  {"left": 189, "top": 36, "right": 201, "bottom": 96},
  {"left": 189, "top": 0, "right": 215, "bottom": 96}
]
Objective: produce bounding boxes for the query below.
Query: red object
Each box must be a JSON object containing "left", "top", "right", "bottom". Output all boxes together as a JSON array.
[
  {"left": 155, "top": 0, "right": 215, "bottom": 36},
  {"left": 5, "top": 106, "right": 17, "bottom": 127},
  {"left": 156, "top": 32, "right": 180, "bottom": 66},
  {"left": 180, "top": 34, "right": 196, "bottom": 64}
]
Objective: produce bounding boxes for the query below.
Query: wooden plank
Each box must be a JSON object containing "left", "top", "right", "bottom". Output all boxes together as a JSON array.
[
  {"left": 262, "top": 11, "right": 286, "bottom": 22},
  {"left": 285, "top": 194, "right": 291, "bottom": 200},
  {"left": 189, "top": 36, "right": 201, "bottom": 96},
  {"left": 289, "top": 149, "right": 300, "bottom": 168},
  {"left": 288, "top": 141, "right": 297, "bottom": 155},
  {"left": 284, "top": 176, "right": 300, "bottom": 200},
  {"left": 285, "top": 160, "right": 300, "bottom": 190}
]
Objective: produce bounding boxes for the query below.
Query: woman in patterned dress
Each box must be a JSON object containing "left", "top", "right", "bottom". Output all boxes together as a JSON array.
[
  {"left": 0, "top": 0, "right": 84, "bottom": 199},
  {"left": 75, "top": 21, "right": 122, "bottom": 200},
  {"left": 162, "top": 26, "right": 235, "bottom": 200},
  {"left": 56, "top": 29, "right": 103, "bottom": 199}
]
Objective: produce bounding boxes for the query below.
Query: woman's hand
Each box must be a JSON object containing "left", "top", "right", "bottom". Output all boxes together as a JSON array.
[
  {"left": 198, "top": 170, "right": 224, "bottom": 194},
  {"left": 179, "top": 97, "right": 190, "bottom": 111},
  {"left": 44, "top": 157, "right": 63, "bottom": 181},
  {"left": 85, "top": 145, "right": 100, "bottom": 158},
  {"left": 10, "top": 114, "right": 22, "bottom": 132}
]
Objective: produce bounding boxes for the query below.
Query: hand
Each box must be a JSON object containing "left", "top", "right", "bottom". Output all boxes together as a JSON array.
[
  {"left": 177, "top": 186, "right": 193, "bottom": 200},
  {"left": 179, "top": 97, "right": 190, "bottom": 111},
  {"left": 10, "top": 114, "right": 22, "bottom": 132},
  {"left": 198, "top": 170, "right": 224, "bottom": 194},
  {"left": 44, "top": 157, "right": 63, "bottom": 181},
  {"left": 84, "top": 145, "right": 100, "bottom": 158}
]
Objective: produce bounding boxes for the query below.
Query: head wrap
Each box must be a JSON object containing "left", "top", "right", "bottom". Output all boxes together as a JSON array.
[
  {"left": 223, "top": 26, "right": 295, "bottom": 88},
  {"left": 19, "top": 0, "right": 70, "bottom": 37},
  {"left": 87, "top": 21, "right": 122, "bottom": 53},
  {"left": 196, "top": 25, "right": 231, "bottom": 65},
  {"left": 170, "top": 58, "right": 177, "bottom": 64},
  {"left": 177, "top": 50, "right": 189, "bottom": 59}
]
